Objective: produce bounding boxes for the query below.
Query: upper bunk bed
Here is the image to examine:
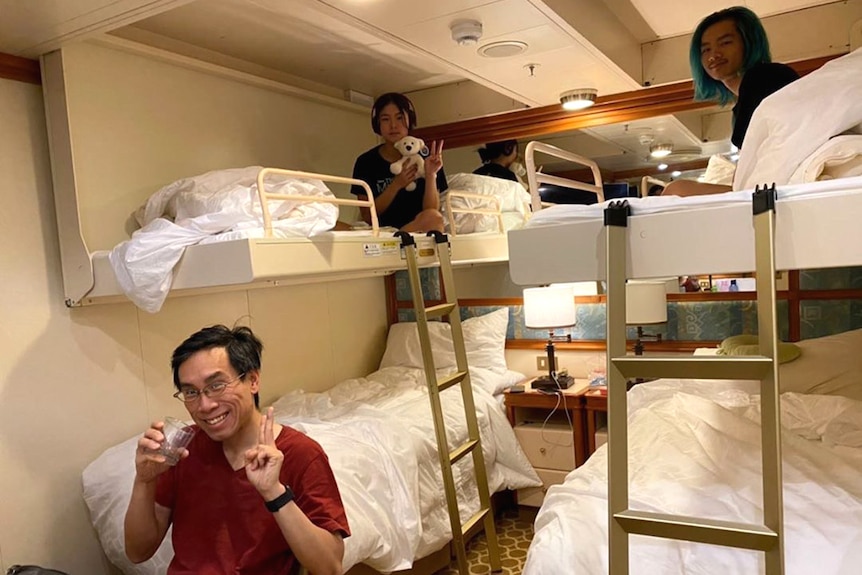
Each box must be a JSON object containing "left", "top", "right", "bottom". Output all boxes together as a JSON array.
[
  {"left": 509, "top": 48, "right": 862, "bottom": 286},
  {"left": 40, "top": 45, "right": 540, "bottom": 312}
]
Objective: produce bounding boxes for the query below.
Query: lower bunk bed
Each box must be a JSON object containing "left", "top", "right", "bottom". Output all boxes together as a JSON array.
[
  {"left": 81, "top": 309, "right": 541, "bottom": 574},
  {"left": 524, "top": 329, "right": 862, "bottom": 575}
]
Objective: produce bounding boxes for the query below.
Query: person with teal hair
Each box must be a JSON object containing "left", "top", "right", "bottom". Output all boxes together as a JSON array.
[
  {"left": 691, "top": 6, "right": 798, "bottom": 149},
  {"left": 665, "top": 6, "right": 799, "bottom": 196}
]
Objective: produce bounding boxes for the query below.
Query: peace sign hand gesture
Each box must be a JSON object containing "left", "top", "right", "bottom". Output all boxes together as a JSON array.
[
  {"left": 245, "top": 407, "right": 285, "bottom": 500},
  {"left": 424, "top": 139, "right": 444, "bottom": 179}
]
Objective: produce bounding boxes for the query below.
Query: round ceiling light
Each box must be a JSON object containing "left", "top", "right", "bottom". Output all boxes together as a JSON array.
[
  {"left": 560, "top": 88, "right": 597, "bottom": 111},
  {"left": 649, "top": 143, "right": 674, "bottom": 158},
  {"left": 478, "top": 40, "right": 528, "bottom": 58}
]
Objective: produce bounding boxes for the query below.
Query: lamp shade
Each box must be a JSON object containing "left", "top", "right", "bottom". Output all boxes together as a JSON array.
[
  {"left": 626, "top": 281, "right": 667, "bottom": 325},
  {"left": 523, "top": 285, "right": 576, "bottom": 329}
]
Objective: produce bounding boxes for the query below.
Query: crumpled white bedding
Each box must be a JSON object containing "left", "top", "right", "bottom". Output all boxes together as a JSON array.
[
  {"left": 442, "top": 173, "right": 531, "bottom": 234},
  {"left": 734, "top": 47, "right": 862, "bottom": 191},
  {"left": 109, "top": 166, "right": 339, "bottom": 313},
  {"left": 789, "top": 135, "right": 862, "bottom": 184},
  {"left": 82, "top": 366, "right": 540, "bottom": 575},
  {"left": 524, "top": 378, "right": 862, "bottom": 575}
]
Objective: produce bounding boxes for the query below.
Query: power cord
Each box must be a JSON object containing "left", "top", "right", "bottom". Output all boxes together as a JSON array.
[{"left": 537, "top": 372, "right": 574, "bottom": 448}]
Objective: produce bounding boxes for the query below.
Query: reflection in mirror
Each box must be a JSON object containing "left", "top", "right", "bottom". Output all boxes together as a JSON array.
[{"left": 441, "top": 106, "right": 732, "bottom": 195}]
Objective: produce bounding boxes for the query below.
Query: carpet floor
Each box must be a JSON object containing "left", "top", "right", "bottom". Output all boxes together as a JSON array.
[{"left": 434, "top": 507, "right": 536, "bottom": 575}]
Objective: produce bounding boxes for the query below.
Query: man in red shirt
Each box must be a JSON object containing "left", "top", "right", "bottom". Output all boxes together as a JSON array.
[{"left": 124, "top": 325, "right": 349, "bottom": 575}]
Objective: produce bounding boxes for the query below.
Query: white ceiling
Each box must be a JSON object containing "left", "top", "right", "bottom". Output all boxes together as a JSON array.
[{"left": 0, "top": 0, "right": 852, "bottom": 175}]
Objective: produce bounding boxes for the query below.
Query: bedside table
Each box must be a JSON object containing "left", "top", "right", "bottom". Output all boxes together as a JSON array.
[
  {"left": 583, "top": 388, "right": 607, "bottom": 456},
  {"left": 504, "top": 378, "right": 589, "bottom": 507}
]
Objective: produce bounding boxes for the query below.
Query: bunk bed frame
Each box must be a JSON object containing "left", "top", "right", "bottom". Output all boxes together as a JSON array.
[
  {"left": 40, "top": 50, "right": 512, "bottom": 310},
  {"left": 508, "top": 142, "right": 862, "bottom": 573}
]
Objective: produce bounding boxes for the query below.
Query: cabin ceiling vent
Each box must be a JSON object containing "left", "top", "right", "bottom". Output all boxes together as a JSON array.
[{"left": 479, "top": 40, "right": 528, "bottom": 58}]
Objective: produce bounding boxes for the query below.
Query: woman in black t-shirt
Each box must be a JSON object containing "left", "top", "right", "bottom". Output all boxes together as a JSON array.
[
  {"left": 473, "top": 140, "right": 519, "bottom": 182},
  {"left": 350, "top": 93, "right": 446, "bottom": 232},
  {"left": 664, "top": 6, "right": 799, "bottom": 197}
]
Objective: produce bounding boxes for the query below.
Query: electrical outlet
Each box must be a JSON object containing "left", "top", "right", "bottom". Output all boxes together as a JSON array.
[{"left": 537, "top": 355, "right": 548, "bottom": 370}]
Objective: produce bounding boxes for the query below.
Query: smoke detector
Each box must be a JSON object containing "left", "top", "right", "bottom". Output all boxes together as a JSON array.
[{"left": 450, "top": 19, "right": 483, "bottom": 46}]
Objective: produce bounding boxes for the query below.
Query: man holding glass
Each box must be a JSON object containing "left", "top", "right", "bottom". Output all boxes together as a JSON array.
[{"left": 124, "top": 325, "right": 349, "bottom": 575}]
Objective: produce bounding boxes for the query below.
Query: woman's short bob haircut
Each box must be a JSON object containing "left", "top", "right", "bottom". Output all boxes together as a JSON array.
[
  {"left": 478, "top": 140, "right": 518, "bottom": 163},
  {"left": 690, "top": 6, "right": 772, "bottom": 106},
  {"left": 371, "top": 92, "right": 417, "bottom": 135}
]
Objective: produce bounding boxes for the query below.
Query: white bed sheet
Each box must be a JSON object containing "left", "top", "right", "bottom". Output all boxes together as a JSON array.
[
  {"left": 524, "top": 379, "right": 862, "bottom": 575},
  {"left": 523, "top": 175, "right": 862, "bottom": 228},
  {"left": 110, "top": 167, "right": 340, "bottom": 313},
  {"left": 443, "top": 173, "right": 531, "bottom": 234},
  {"left": 82, "top": 366, "right": 540, "bottom": 575}
]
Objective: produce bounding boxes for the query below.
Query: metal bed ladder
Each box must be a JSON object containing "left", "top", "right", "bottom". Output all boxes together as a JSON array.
[
  {"left": 603, "top": 185, "right": 785, "bottom": 575},
  {"left": 395, "top": 231, "right": 502, "bottom": 574}
]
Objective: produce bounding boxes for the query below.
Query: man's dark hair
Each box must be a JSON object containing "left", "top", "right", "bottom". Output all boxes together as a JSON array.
[
  {"left": 171, "top": 325, "right": 263, "bottom": 408},
  {"left": 370, "top": 92, "right": 417, "bottom": 135}
]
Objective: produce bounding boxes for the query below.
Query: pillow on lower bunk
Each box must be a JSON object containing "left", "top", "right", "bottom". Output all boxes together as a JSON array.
[
  {"left": 778, "top": 328, "right": 862, "bottom": 400},
  {"left": 717, "top": 334, "right": 801, "bottom": 364},
  {"left": 379, "top": 308, "right": 509, "bottom": 374}
]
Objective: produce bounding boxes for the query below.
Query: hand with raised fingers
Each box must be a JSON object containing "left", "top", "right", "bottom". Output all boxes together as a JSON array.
[
  {"left": 424, "top": 139, "right": 444, "bottom": 178},
  {"left": 245, "top": 407, "right": 285, "bottom": 501}
]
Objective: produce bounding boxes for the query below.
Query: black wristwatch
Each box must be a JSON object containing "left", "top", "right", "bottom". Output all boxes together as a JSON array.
[{"left": 265, "top": 485, "right": 295, "bottom": 513}]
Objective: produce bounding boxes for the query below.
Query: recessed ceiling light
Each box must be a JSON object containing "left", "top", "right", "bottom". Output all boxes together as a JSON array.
[
  {"left": 657, "top": 163, "right": 668, "bottom": 171},
  {"left": 478, "top": 40, "right": 528, "bottom": 58},
  {"left": 650, "top": 143, "right": 673, "bottom": 158},
  {"left": 671, "top": 170, "right": 682, "bottom": 177},
  {"left": 560, "top": 88, "right": 597, "bottom": 111}
]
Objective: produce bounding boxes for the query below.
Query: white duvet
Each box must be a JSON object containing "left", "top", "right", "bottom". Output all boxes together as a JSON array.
[
  {"left": 442, "top": 173, "right": 531, "bottom": 234},
  {"left": 109, "top": 167, "right": 339, "bottom": 313},
  {"left": 83, "top": 366, "right": 540, "bottom": 575},
  {"left": 524, "top": 379, "right": 862, "bottom": 575}
]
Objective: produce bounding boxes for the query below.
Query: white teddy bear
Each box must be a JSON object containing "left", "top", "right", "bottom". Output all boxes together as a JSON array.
[{"left": 390, "top": 136, "right": 427, "bottom": 191}]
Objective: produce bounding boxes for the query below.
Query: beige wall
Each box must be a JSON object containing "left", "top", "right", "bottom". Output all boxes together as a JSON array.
[
  {"left": 0, "top": 55, "right": 389, "bottom": 573},
  {"left": 60, "top": 41, "right": 377, "bottom": 251}
]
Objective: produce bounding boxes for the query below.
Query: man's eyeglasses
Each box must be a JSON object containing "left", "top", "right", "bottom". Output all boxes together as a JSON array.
[{"left": 173, "top": 373, "right": 246, "bottom": 403}]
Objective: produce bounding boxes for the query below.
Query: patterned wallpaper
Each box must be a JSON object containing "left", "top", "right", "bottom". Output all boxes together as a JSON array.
[{"left": 393, "top": 266, "right": 862, "bottom": 342}]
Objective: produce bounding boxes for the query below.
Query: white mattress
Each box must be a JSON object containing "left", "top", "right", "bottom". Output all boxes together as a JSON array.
[
  {"left": 525, "top": 176, "right": 862, "bottom": 227},
  {"left": 508, "top": 176, "right": 862, "bottom": 285},
  {"left": 524, "top": 378, "right": 862, "bottom": 574},
  {"left": 82, "top": 366, "right": 540, "bottom": 575}
]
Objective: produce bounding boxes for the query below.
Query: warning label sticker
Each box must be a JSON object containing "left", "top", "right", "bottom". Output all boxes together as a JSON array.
[{"left": 363, "top": 241, "right": 399, "bottom": 257}]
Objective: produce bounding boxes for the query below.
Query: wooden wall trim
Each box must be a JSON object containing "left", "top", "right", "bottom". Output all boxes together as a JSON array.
[
  {"left": 414, "top": 54, "right": 840, "bottom": 150},
  {"left": 0, "top": 52, "right": 41, "bottom": 85}
]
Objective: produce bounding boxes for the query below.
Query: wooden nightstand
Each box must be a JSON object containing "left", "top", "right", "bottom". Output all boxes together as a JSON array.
[
  {"left": 583, "top": 388, "right": 607, "bottom": 456},
  {"left": 504, "top": 378, "right": 589, "bottom": 507}
]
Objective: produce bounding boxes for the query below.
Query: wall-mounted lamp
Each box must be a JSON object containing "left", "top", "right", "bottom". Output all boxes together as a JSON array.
[
  {"left": 524, "top": 285, "right": 576, "bottom": 390},
  {"left": 626, "top": 281, "right": 668, "bottom": 356},
  {"left": 560, "top": 88, "right": 597, "bottom": 111},
  {"left": 650, "top": 143, "right": 674, "bottom": 158}
]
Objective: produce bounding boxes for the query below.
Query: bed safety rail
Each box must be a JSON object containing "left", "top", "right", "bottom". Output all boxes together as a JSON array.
[
  {"left": 524, "top": 141, "right": 604, "bottom": 212},
  {"left": 639, "top": 176, "right": 666, "bottom": 198},
  {"left": 604, "top": 184, "right": 785, "bottom": 575},
  {"left": 256, "top": 168, "right": 380, "bottom": 237},
  {"left": 396, "top": 230, "right": 501, "bottom": 574},
  {"left": 443, "top": 190, "right": 504, "bottom": 237}
]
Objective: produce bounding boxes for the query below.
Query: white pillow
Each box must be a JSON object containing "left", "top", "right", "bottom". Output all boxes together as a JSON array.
[
  {"left": 734, "top": 48, "right": 862, "bottom": 191},
  {"left": 379, "top": 308, "right": 510, "bottom": 374}
]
